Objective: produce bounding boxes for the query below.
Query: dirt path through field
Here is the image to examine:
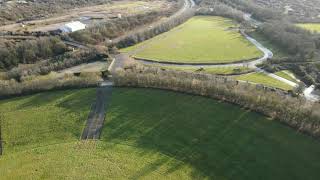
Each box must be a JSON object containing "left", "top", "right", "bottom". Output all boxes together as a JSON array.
[{"left": 81, "top": 85, "right": 113, "bottom": 140}]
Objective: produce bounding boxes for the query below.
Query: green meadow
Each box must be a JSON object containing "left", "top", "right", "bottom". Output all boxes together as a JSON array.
[
  {"left": 1, "top": 88, "right": 320, "bottom": 179},
  {"left": 122, "top": 16, "right": 263, "bottom": 64}
]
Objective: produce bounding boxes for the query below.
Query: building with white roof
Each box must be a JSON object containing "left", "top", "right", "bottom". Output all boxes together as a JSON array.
[{"left": 59, "top": 21, "right": 86, "bottom": 33}]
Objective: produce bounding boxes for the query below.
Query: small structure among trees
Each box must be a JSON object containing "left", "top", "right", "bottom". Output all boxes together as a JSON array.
[{"left": 59, "top": 21, "right": 86, "bottom": 33}]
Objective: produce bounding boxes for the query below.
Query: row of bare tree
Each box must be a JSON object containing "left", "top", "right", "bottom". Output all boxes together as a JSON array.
[{"left": 0, "top": 72, "right": 103, "bottom": 98}]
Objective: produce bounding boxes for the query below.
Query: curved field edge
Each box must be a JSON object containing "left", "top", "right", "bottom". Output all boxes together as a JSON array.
[
  {"left": 122, "top": 16, "right": 263, "bottom": 64},
  {"left": 102, "top": 88, "right": 320, "bottom": 180},
  {"left": 1, "top": 88, "right": 320, "bottom": 179}
]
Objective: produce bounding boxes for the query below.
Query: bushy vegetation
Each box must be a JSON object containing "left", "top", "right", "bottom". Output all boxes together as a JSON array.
[
  {"left": 0, "top": 0, "right": 111, "bottom": 25},
  {"left": 115, "top": 2, "right": 194, "bottom": 49},
  {"left": 0, "top": 72, "right": 103, "bottom": 97},
  {"left": 3, "top": 49, "right": 108, "bottom": 81},
  {"left": 69, "top": 12, "right": 166, "bottom": 45},
  {"left": 113, "top": 64, "right": 320, "bottom": 138},
  {"left": 0, "top": 37, "right": 67, "bottom": 70},
  {"left": 123, "top": 16, "right": 262, "bottom": 64}
]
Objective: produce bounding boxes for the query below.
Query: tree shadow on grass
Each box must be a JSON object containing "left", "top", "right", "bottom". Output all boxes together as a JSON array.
[{"left": 101, "top": 88, "right": 320, "bottom": 180}]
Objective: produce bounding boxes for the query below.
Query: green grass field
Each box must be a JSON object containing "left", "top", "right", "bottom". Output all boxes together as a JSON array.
[
  {"left": 1, "top": 88, "right": 320, "bottom": 179},
  {"left": 123, "top": 16, "right": 263, "bottom": 64},
  {"left": 235, "top": 72, "right": 294, "bottom": 90},
  {"left": 147, "top": 64, "right": 252, "bottom": 75},
  {"left": 296, "top": 23, "right": 320, "bottom": 33},
  {"left": 275, "top": 70, "right": 299, "bottom": 83},
  {"left": 0, "top": 88, "right": 96, "bottom": 153}
]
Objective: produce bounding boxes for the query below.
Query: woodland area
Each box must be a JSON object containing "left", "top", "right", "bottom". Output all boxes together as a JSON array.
[{"left": 0, "top": 37, "right": 67, "bottom": 70}]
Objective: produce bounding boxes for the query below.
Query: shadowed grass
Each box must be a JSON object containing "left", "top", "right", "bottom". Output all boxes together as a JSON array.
[
  {"left": 102, "top": 88, "right": 320, "bottom": 179},
  {"left": 1, "top": 88, "right": 320, "bottom": 179}
]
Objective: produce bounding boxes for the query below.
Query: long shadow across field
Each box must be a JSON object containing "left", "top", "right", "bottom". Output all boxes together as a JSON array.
[{"left": 101, "top": 88, "right": 320, "bottom": 180}]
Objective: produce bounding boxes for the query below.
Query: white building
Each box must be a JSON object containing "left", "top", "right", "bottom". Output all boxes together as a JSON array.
[{"left": 59, "top": 21, "right": 86, "bottom": 33}]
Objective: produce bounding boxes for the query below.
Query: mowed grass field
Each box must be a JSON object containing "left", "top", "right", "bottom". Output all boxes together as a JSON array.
[
  {"left": 2, "top": 88, "right": 320, "bottom": 179},
  {"left": 0, "top": 88, "right": 96, "bottom": 153},
  {"left": 123, "top": 16, "right": 263, "bottom": 64},
  {"left": 296, "top": 23, "right": 320, "bottom": 33},
  {"left": 236, "top": 72, "right": 294, "bottom": 91}
]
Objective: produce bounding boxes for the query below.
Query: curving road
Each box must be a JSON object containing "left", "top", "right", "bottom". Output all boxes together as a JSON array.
[{"left": 110, "top": 0, "right": 319, "bottom": 101}]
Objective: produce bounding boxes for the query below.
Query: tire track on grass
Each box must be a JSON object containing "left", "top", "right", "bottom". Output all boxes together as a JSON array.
[{"left": 81, "top": 84, "right": 113, "bottom": 140}]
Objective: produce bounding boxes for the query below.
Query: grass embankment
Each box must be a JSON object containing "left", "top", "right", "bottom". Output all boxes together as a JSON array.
[
  {"left": 147, "top": 65, "right": 252, "bottom": 75},
  {"left": 123, "top": 16, "right": 263, "bottom": 64},
  {"left": 296, "top": 23, "right": 320, "bottom": 33},
  {"left": 235, "top": 72, "right": 294, "bottom": 91},
  {"left": 275, "top": 70, "right": 299, "bottom": 83},
  {"left": 2, "top": 88, "right": 320, "bottom": 179}
]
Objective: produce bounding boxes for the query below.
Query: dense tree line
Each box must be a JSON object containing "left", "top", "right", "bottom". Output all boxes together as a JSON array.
[
  {"left": 3, "top": 49, "right": 108, "bottom": 81},
  {"left": 115, "top": 8, "right": 195, "bottom": 49},
  {"left": 113, "top": 64, "right": 320, "bottom": 138},
  {"left": 69, "top": 11, "right": 165, "bottom": 45},
  {"left": 196, "top": 3, "right": 244, "bottom": 22},
  {"left": 0, "top": 37, "right": 67, "bottom": 70},
  {"left": 199, "top": 0, "right": 282, "bottom": 21},
  {"left": 69, "top": 0, "right": 180, "bottom": 45},
  {"left": 0, "top": 72, "right": 102, "bottom": 98}
]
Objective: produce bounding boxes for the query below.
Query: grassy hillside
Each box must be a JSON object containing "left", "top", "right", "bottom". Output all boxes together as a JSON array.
[
  {"left": 0, "top": 88, "right": 96, "bottom": 153},
  {"left": 1, "top": 88, "right": 320, "bottom": 179},
  {"left": 275, "top": 70, "right": 299, "bottom": 83},
  {"left": 236, "top": 72, "right": 294, "bottom": 90},
  {"left": 122, "top": 16, "right": 263, "bottom": 63},
  {"left": 296, "top": 23, "right": 320, "bottom": 33}
]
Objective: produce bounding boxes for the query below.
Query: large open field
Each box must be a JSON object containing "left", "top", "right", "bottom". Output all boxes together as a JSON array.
[
  {"left": 123, "top": 16, "right": 263, "bottom": 64},
  {"left": 1, "top": 88, "right": 320, "bottom": 179}
]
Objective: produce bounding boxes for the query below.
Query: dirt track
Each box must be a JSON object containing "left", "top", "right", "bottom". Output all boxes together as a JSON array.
[{"left": 81, "top": 86, "right": 113, "bottom": 140}]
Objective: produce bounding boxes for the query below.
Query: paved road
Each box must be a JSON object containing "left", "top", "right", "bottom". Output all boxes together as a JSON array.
[{"left": 81, "top": 85, "right": 112, "bottom": 140}]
